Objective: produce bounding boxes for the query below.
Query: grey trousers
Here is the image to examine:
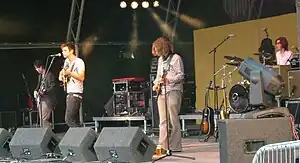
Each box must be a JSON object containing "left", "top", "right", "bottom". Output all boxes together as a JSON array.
[
  {"left": 65, "top": 94, "right": 82, "bottom": 127},
  {"left": 157, "top": 90, "right": 182, "bottom": 151},
  {"left": 39, "top": 101, "right": 53, "bottom": 128}
]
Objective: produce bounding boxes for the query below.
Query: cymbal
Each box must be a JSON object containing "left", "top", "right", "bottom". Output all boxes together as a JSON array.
[
  {"left": 226, "top": 62, "right": 239, "bottom": 66},
  {"left": 224, "top": 56, "right": 244, "bottom": 62},
  {"left": 224, "top": 55, "right": 235, "bottom": 60},
  {"left": 253, "top": 52, "right": 272, "bottom": 56}
]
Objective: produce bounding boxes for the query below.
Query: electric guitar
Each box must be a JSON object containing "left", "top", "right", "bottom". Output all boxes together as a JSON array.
[
  {"left": 156, "top": 73, "right": 166, "bottom": 96},
  {"left": 59, "top": 66, "right": 70, "bottom": 92}
]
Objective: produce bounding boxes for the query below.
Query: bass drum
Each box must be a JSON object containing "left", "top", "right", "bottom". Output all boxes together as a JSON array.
[{"left": 229, "top": 84, "right": 249, "bottom": 113}]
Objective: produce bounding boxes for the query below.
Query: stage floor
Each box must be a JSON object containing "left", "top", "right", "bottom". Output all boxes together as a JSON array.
[
  {"left": 55, "top": 132, "right": 220, "bottom": 163},
  {"left": 151, "top": 137, "right": 220, "bottom": 163}
]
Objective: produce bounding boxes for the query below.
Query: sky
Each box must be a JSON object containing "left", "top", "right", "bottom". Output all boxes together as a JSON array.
[{"left": 0, "top": 0, "right": 296, "bottom": 126}]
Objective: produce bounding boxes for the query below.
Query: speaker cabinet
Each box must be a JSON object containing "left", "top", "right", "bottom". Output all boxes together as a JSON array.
[
  {"left": 59, "top": 127, "right": 98, "bottom": 162},
  {"left": 219, "top": 117, "right": 294, "bottom": 163},
  {"left": 9, "top": 128, "right": 60, "bottom": 159},
  {"left": 94, "top": 127, "right": 156, "bottom": 163}
]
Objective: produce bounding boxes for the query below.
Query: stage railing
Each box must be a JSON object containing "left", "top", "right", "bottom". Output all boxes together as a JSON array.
[{"left": 252, "top": 140, "right": 300, "bottom": 163}]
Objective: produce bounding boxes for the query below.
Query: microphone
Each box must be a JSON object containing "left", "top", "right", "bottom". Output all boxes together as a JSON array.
[
  {"left": 225, "top": 34, "right": 235, "bottom": 39},
  {"left": 228, "top": 34, "right": 235, "bottom": 37},
  {"left": 49, "top": 53, "right": 61, "bottom": 57}
]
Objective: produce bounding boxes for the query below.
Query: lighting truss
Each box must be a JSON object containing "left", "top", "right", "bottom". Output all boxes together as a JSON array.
[
  {"left": 163, "top": 0, "right": 182, "bottom": 43},
  {"left": 222, "top": 0, "right": 264, "bottom": 23},
  {"left": 66, "top": 0, "right": 86, "bottom": 57},
  {"left": 120, "top": 1, "right": 159, "bottom": 9}
]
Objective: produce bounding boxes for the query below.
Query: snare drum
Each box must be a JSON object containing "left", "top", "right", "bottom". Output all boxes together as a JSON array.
[{"left": 229, "top": 84, "right": 249, "bottom": 113}]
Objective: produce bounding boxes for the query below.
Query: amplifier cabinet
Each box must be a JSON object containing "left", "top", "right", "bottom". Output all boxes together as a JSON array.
[{"left": 288, "top": 70, "right": 300, "bottom": 98}]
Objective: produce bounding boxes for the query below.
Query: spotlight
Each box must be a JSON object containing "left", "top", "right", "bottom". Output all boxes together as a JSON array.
[
  {"left": 131, "top": 1, "right": 138, "bottom": 9},
  {"left": 120, "top": 1, "right": 127, "bottom": 8},
  {"left": 153, "top": 1, "right": 159, "bottom": 7},
  {"left": 142, "top": 1, "right": 149, "bottom": 8}
]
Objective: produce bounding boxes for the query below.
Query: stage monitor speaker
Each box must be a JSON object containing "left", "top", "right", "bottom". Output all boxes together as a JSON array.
[
  {"left": 219, "top": 117, "right": 294, "bottom": 163},
  {"left": 0, "top": 128, "right": 12, "bottom": 158},
  {"left": 9, "top": 128, "right": 60, "bottom": 160},
  {"left": 58, "top": 127, "right": 98, "bottom": 162},
  {"left": 94, "top": 127, "right": 156, "bottom": 163}
]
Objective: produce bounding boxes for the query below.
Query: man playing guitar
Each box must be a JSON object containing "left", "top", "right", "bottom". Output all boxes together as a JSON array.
[
  {"left": 33, "top": 60, "right": 57, "bottom": 128},
  {"left": 59, "top": 43, "right": 85, "bottom": 127},
  {"left": 152, "top": 36, "right": 185, "bottom": 152}
]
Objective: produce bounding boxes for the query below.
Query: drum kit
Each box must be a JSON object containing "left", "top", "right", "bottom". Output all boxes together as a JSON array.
[{"left": 216, "top": 52, "right": 278, "bottom": 116}]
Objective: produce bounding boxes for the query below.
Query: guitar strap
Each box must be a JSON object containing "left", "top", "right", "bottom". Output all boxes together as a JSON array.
[{"left": 161, "top": 53, "right": 174, "bottom": 75}]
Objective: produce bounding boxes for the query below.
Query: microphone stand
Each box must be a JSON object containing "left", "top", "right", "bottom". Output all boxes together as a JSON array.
[
  {"left": 208, "top": 35, "right": 233, "bottom": 142},
  {"left": 153, "top": 69, "right": 195, "bottom": 162},
  {"left": 39, "top": 56, "right": 57, "bottom": 128}
]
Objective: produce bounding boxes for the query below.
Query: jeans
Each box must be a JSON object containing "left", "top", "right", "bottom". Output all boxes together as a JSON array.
[{"left": 65, "top": 93, "right": 82, "bottom": 127}]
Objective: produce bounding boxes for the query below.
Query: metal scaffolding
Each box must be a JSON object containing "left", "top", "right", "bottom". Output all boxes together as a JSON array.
[
  {"left": 164, "top": 0, "right": 182, "bottom": 43},
  {"left": 223, "top": 0, "right": 264, "bottom": 23},
  {"left": 66, "top": 0, "right": 86, "bottom": 57}
]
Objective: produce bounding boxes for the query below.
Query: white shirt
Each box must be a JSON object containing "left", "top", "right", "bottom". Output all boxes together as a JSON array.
[
  {"left": 276, "top": 50, "right": 293, "bottom": 65},
  {"left": 64, "top": 57, "right": 85, "bottom": 93}
]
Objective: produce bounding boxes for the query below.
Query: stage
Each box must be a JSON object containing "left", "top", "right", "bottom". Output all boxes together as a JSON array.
[
  {"left": 151, "top": 138, "right": 219, "bottom": 163},
  {"left": 52, "top": 133, "right": 220, "bottom": 163}
]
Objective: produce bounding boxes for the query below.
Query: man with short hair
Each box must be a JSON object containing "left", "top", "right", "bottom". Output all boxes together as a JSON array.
[
  {"left": 59, "top": 42, "right": 85, "bottom": 127},
  {"left": 34, "top": 60, "right": 57, "bottom": 128}
]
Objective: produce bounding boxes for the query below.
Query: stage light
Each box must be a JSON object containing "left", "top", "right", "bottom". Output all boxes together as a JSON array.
[
  {"left": 230, "top": 57, "right": 285, "bottom": 110},
  {"left": 142, "top": 1, "right": 149, "bottom": 8},
  {"left": 153, "top": 1, "right": 159, "bottom": 7},
  {"left": 120, "top": 1, "right": 127, "bottom": 8},
  {"left": 131, "top": 1, "right": 138, "bottom": 9}
]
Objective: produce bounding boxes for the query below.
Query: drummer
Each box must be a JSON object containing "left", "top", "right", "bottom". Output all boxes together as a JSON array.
[{"left": 275, "top": 37, "right": 293, "bottom": 65}]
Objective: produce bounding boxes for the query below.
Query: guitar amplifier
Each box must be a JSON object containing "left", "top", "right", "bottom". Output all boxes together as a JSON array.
[{"left": 288, "top": 70, "right": 300, "bottom": 98}]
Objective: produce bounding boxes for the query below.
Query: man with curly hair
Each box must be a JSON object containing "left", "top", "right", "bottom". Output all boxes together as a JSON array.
[{"left": 152, "top": 36, "right": 184, "bottom": 152}]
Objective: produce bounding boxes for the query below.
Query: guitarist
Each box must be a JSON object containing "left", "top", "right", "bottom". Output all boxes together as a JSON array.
[
  {"left": 33, "top": 60, "right": 57, "bottom": 128},
  {"left": 59, "top": 43, "right": 85, "bottom": 128},
  {"left": 152, "top": 36, "right": 185, "bottom": 153}
]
